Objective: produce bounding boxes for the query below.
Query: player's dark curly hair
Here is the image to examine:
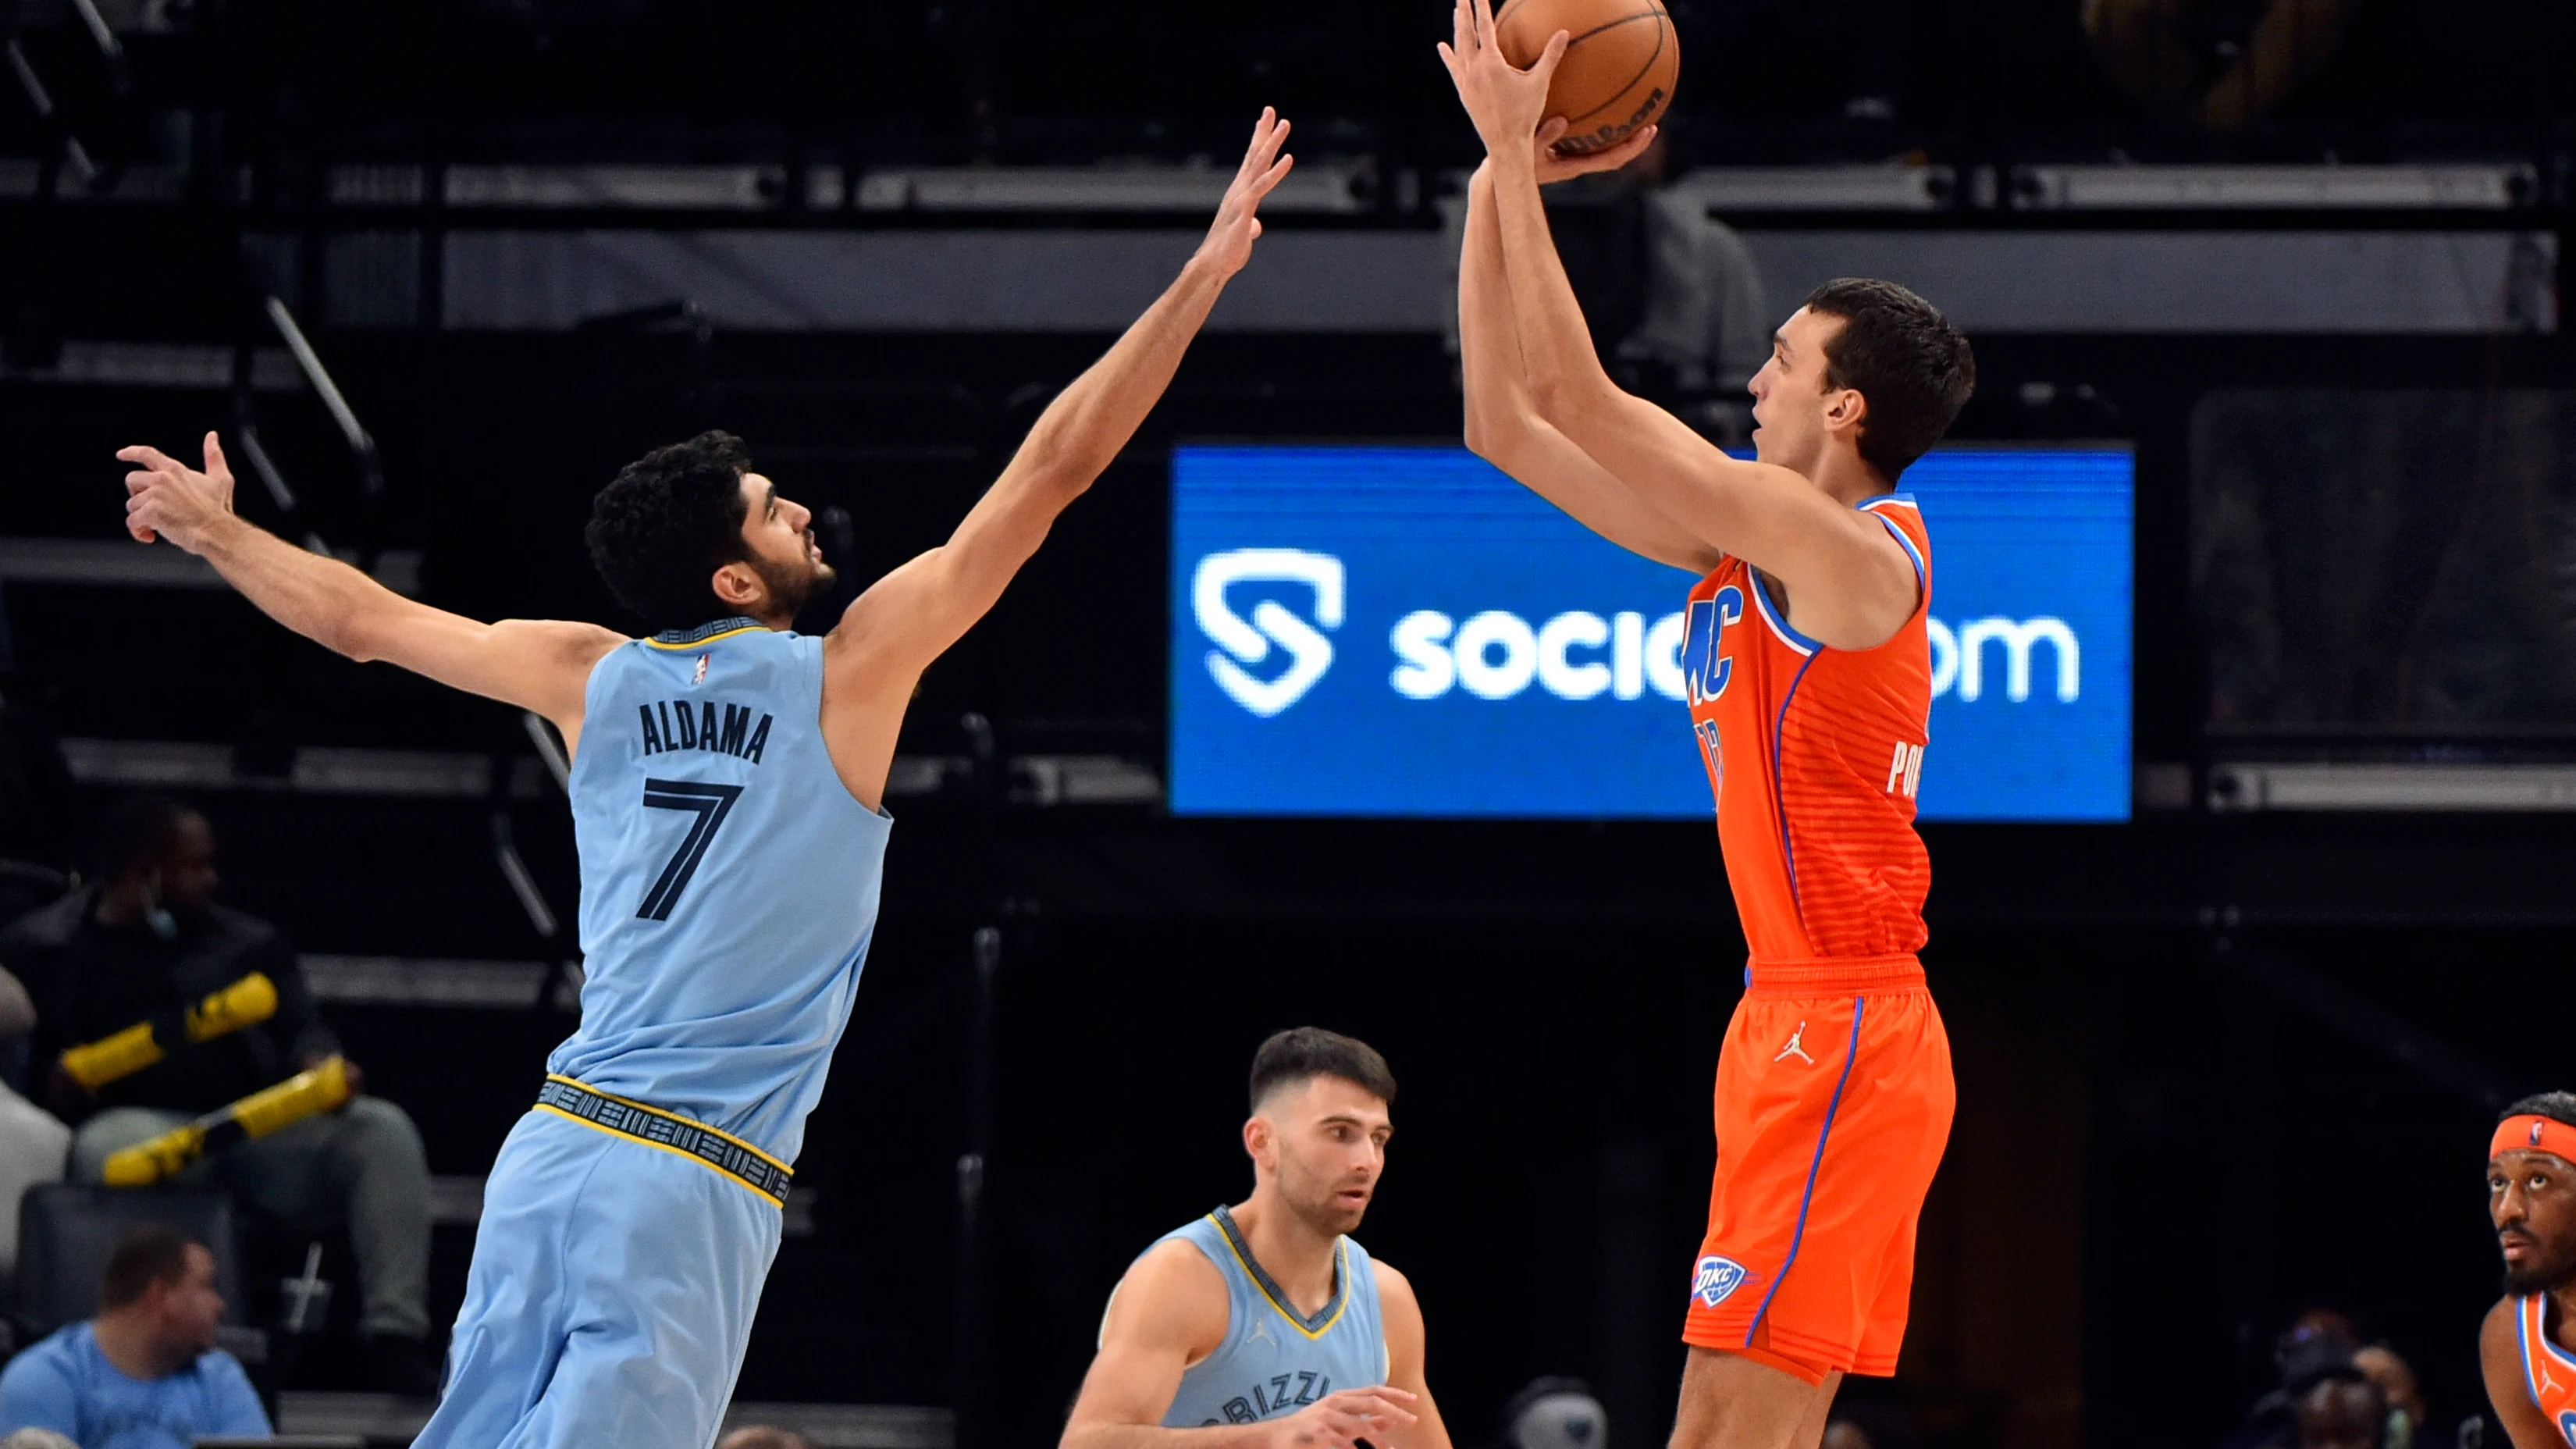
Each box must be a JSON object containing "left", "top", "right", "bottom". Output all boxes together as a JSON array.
[
  {"left": 2503, "top": 1091, "right": 2576, "bottom": 1129},
  {"left": 1249, "top": 1027, "right": 1397, "bottom": 1112},
  {"left": 585, "top": 431, "right": 755, "bottom": 633},
  {"left": 1802, "top": 278, "right": 1976, "bottom": 482}
]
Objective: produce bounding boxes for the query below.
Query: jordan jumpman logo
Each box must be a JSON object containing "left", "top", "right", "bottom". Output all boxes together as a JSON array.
[{"left": 1774, "top": 1023, "right": 1815, "bottom": 1065}]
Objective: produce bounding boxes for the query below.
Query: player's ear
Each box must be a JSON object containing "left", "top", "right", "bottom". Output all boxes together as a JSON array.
[
  {"left": 710, "top": 561, "right": 763, "bottom": 613},
  {"left": 1823, "top": 386, "right": 1868, "bottom": 437},
  {"left": 1242, "top": 1115, "right": 1270, "bottom": 1164}
]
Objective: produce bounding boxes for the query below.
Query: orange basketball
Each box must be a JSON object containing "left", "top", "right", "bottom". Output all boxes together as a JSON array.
[{"left": 1494, "top": 0, "right": 1678, "bottom": 155}]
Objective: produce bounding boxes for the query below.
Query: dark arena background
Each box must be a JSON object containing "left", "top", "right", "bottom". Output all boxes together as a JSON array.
[{"left": 3, "top": 0, "right": 2576, "bottom": 1446}]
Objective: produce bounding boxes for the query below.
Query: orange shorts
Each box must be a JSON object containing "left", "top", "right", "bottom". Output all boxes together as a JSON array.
[{"left": 1681, "top": 956, "right": 1955, "bottom": 1383}]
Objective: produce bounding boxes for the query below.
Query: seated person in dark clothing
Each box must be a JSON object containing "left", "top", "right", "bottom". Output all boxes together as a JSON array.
[
  {"left": 0, "top": 1223, "right": 270, "bottom": 1449},
  {"left": 0, "top": 796, "right": 436, "bottom": 1392}
]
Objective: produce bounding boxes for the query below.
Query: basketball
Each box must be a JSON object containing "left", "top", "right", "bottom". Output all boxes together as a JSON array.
[{"left": 1493, "top": 0, "right": 1678, "bottom": 155}]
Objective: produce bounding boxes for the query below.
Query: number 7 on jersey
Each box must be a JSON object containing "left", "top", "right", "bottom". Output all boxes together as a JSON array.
[{"left": 637, "top": 778, "right": 743, "bottom": 920}]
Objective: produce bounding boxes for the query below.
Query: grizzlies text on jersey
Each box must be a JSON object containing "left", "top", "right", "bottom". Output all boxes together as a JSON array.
[{"left": 1131, "top": 1206, "right": 1387, "bottom": 1428}]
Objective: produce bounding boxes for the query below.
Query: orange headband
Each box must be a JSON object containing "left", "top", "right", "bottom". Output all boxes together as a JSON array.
[{"left": 2492, "top": 1115, "right": 2576, "bottom": 1165}]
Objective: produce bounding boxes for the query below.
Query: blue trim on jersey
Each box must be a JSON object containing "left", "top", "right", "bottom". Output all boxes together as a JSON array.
[
  {"left": 1745, "top": 998, "right": 1867, "bottom": 1344},
  {"left": 2542, "top": 1295, "right": 2576, "bottom": 1370},
  {"left": 1875, "top": 514, "right": 1927, "bottom": 591},
  {"left": 1749, "top": 573, "right": 1821, "bottom": 657},
  {"left": 1771, "top": 651, "right": 1820, "bottom": 910},
  {"left": 1856, "top": 493, "right": 1919, "bottom": 511},
  {"left": 2524, "top": 1298, "right": 2547, "bottom": 1410}
]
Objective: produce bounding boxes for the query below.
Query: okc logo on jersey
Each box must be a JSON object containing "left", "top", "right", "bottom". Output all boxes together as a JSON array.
[
  {"left": 1691, "top": 1255, "right": 1750, "bottom": 1308},
  {"left": 1680, "top": 586, "right": 1743, "bottom": 706},
  {"left": 1192, "top": 550, "right": 1344, "bottom": 718}
]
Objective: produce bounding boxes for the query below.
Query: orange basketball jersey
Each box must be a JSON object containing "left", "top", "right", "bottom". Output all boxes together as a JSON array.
[
  {"left": 1680, "top": 496, "right": 1932, "bottom": 970},
  {"left": 2514, "top": 1292, "right": 2576, "bottom": 1446}
]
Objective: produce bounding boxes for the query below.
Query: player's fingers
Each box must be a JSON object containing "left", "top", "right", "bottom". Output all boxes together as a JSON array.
[
  {"left": 117, "top": 444, "right": 182, "bottom": 473},
  {"left": 1247, "top": 153, "right": 1294, "bottom": 201},
  {"left": 1469, "top": 0, "right": 1497, "bottom": 52},
  {"left": 1594, "top": 122, "right": 1658, "bottom": 167},
  {"left": 1532, "top": 27, "right": 1570, "bottom": 80},
  {"left": 202, "top": 430, "right": 231, "bottom": 479},
  {"left": 1536, "top": 116, "right": 1570, "bottom": 148}
]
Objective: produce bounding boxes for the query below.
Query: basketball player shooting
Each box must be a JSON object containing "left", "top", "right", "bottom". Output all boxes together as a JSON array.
[
  {"left": 2482, "top": 1092, "right": 2576, "bottom": 1447},
  {"left": 1441, "top": 2, "right": 1975, "bottom": 1444},
  {"left": 114, "top": 109, "right": 1295, "bottom": 1449},
  {"left": 1062, "top": 1029, "right": 1445, "bottom": 1449}
]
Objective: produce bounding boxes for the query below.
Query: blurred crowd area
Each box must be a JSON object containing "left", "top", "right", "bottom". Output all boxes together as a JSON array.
[{"left": 2, "top": 0, "right": 2572, "bottom": 171}]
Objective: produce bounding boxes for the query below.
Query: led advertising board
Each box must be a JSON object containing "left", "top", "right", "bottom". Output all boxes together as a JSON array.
[{"left": 1170, "top": 444, "right": 2132, "bottom": 822}]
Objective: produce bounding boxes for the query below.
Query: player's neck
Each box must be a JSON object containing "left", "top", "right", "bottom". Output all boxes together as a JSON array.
[
  {"left": 1807, "top": 447, "right": 1888, "bottom": 510},
  {"left": 1226, "top": 1195, "right": 1340, "bottom": 1317}
]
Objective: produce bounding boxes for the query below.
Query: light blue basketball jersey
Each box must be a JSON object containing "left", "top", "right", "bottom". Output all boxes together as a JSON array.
[
  {"left": 1146, "top": 1206, "right": 1387, "bottom": 1428},
  {"left": 553, "top": 618, "right": 891, "bottom": 1165}
]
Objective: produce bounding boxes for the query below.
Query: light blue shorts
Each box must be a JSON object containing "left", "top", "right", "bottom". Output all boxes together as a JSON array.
[{"left": 412, "top": 1108, "right": 783, "bottom": 1449}]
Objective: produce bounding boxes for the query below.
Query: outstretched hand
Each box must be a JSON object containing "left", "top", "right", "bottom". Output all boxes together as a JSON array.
[
  {"left": 1437, "top": 0, "right": 1565, "bottom": 162},
  {"left": 1192, "top": 107, "right": 1295, "bottom": 279},
  {"left": 119, "top": 432, "right": 238, "bottom": 554}
]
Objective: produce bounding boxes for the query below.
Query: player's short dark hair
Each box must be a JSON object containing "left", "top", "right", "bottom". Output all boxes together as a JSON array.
[
  {"left": 2503, "top": 1091, "right": 2576, "bottom": 1130},
  {"left": 1801, "top": 278, "right": 1976, "bottom": 481},
  {"left": 101, "top": 1223, "right": 200, "bottom": 1310},
  {"left": 1248, "top": 1028, "right": 1397, "bottom": 1113},
  {"left": 83, "top": 794, "right": 199, "bottom": 881},
  {"left": 585, "top": 430, "right": 756, "bottom": 634}
]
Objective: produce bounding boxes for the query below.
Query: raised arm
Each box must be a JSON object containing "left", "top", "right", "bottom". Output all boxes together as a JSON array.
[
  {"left": 1439, "top": 0, "right": 1918, "bottom": 649},
  {"left": 1061, "top": 1241, "right": 1421, "bottom": 1449},
  {"left": 1459, "top": 157, "right": 1715, "bottom": 575},
  {"left": 119, "top": 434, "right": 626, "bottom": 748},
  {"left": 827, "top": 110, "right": 1292, "bottom": 698}
]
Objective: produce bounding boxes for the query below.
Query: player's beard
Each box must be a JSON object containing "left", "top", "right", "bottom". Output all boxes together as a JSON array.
[
  {"left": 751, "top": 548, "right": 834, "bottom": 621},
  {"left": 1282, "top": 1164, "right": 1370, "bottom": 1238},
  {"left": 2503, "top": 1250, "right": 2576, "bottom": 1297}
]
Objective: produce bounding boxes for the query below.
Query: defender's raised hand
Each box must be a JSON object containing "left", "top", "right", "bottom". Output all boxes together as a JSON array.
[
  {"left": 1191, "top": 107, "right": 1295, "bottom": 279},
  {"left": 1437, "top": 0, "right": 1564, "bottom": 161},
  {"left": 119, "top": 432, "right": 239, "bottom": 552}
]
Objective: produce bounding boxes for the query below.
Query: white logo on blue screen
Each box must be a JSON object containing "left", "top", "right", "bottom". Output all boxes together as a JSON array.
[
  {"left": 1692, "top": 1255, "right": 1749, "bottom": 1308},
  {"left": 1193, "top": 550, "right": 1345, "bottom": 717},
  {"left": 1190, "top": 550, "right": 2082, "bottom": 713}
]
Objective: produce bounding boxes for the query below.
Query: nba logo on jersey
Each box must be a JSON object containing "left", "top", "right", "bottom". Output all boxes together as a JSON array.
[
  {"left": 692, "top": 653, "right": 710, "bottom": 687},
  {"left": 1692, "top": 1255, "right": 1750, "bottom": 1308}
]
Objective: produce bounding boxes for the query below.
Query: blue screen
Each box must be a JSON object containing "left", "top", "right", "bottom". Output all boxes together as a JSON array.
[{"left": 1169, "top": 444, "right": 2132, "bottom": 822}]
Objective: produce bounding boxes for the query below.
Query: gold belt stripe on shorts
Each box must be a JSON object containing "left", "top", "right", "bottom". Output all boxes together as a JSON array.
[{"left": 532, "top": 1075, "right": 792, "bottom": 1207}]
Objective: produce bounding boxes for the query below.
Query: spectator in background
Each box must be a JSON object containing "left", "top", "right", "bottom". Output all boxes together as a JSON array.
[
  {"left": 2293, "top": 1369, "right": 2387, "bottom": 1449},
  {"left": 1443, "top": 126, "right": 1768, "bottom": 438},
  {"left": 0, "top": 958, "right": 69, "bottom": 1279},
  {"left": 1610, "top": 128, "right": 1772, "bottom": 415},
  {"left": 0, "top": 1223, "right": 270, "bottom": 1447},
  {"left": 0, "top": 796, "right": 437, "bottom": 1394},
  {"left": 2227, "top": 1315, "right": 2418, "bottom": 1449}
]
